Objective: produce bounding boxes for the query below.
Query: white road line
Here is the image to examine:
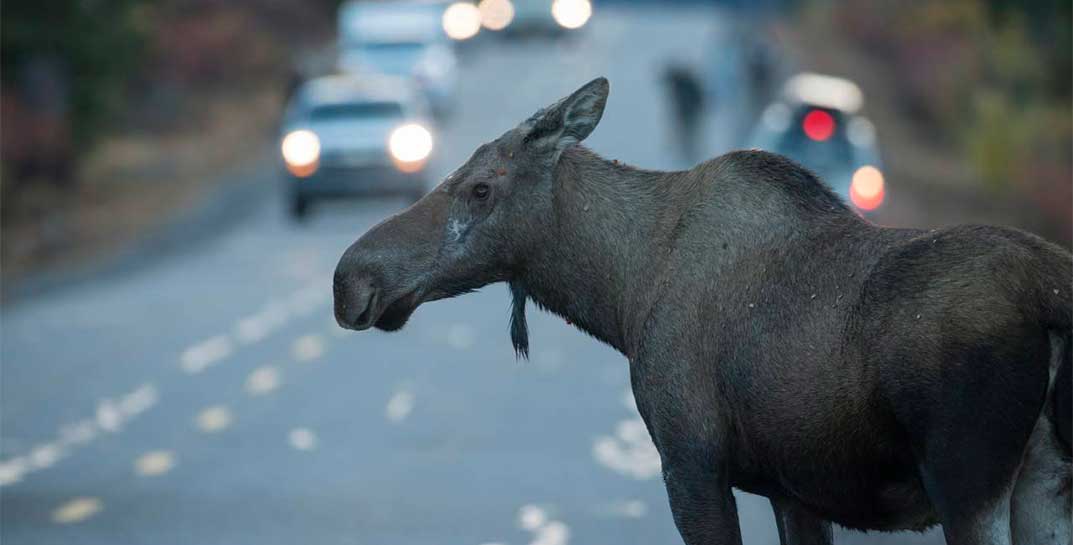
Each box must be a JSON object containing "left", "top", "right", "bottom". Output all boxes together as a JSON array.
[
  {"left": 179, "top": 335, "right": 233, "bottom": 374},
  {"left": 134, "top": 450, "right": 176, "bottom": 477},
  {"left": 4, "top": 282, "right": 332, "bottom": 490},
  {"left": 28, "top": 443, "right": 63, "bottom": 470},
  {"left": 288, "top": 428, "right": 318, "bottom": 451},
  {"left": 0, "top": 458, "right": 27, "bottom": 486},
  {"left": 195, "top": 405, "right": 233, "bottom": 433},
  {"left": 385, "top": 389, "right": 416, "bottom": 423},
  {"left": 592, "top": 416, "right": 662, "bottom": 480},
  {"left": 513, "top": 504, "right": 570, "bottom": 545},
  {"left": 0, "top": 383, "right": 158, "bottom": 488},
  {"left": 52, "top": 497, "right": 103, "bottom": 524},
  {"left": 292, "top": 334, "right": 325, "bottom": 362},
  {"left": 234, "top": 303, "right": 289, "bottom": 345},
  {"left": 530, "top": 520, "right": 571, "bottom": 545},
  {"left": 246, "top": 366, "right": 281, "bottom": 395},
  {"left": 518, "top": 504, "right": 548, "bottom": 530}
]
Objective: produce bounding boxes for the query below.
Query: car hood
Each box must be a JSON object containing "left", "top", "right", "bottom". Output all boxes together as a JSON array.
[{"left": 303, "top": 118, "right": 399, "bottom": 152}]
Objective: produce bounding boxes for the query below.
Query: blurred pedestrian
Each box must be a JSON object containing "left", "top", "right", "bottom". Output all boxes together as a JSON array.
[{"left": 662, "top": 63, "right": 707, "bottom": 163}]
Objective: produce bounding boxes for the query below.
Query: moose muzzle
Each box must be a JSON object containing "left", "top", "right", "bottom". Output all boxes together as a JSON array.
[{"left": 333, "top": 194, "right": 447, "bottom": 332}]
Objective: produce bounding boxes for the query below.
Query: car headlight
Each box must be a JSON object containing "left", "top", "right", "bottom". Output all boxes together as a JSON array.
[
  {"left": 479, "top": 0, "right": 514, "bottom": 31},
  {"left": 551, "top": 0, "right": 591, "bottom": 29},
  {"left": 281, "top": 130, "right": 320, "bottom": 177},
  {"left": 389, "top": 124, "right": 433, "bottom": 172},
  {"left": 443, "top": 2, "right": 481, "bottom": 40},
  {"left": 850, "top": 165, "right": 885, "bottom": 211}
]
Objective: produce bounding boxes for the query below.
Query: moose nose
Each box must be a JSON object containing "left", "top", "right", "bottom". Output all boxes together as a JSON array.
[{"left": 333, "top": 272, "right": 380, "bottom": 331}]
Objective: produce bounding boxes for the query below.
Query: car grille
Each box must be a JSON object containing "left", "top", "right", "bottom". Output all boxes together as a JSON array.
[{"left": 319, "top": 149, "right": 388, "bottom": 168}]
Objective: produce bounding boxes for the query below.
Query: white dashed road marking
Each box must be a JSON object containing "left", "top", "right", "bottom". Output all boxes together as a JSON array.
[
  {"left": 180, "top": 335, "right": 233, "bottom": 374},
  {"left": 530, "top": 520, "right": 571, "bottom": 545},
  {"left": 246, "top": 366, "right": 281, "bottom": 395},
  {"left": 0, "top": 458, "right": 28, "bottom": 486},
  {"left": 52, "top": 497, "right": 103, "bottom": 524},
  {"left": 385, "top": 389, "right": 416, "bottom": 423},
  {"left": 195, "top": 405, "right": 233, "bottom": 433},
  {"left": 292, "top": 334, "right": 325, "bottom": 362},
  {"left": 135, "top": 450, "right": 176, "bottom": 477},
  {"left": 288, "top": 428, "right": 318, "bottom": 451},
  {"left": 518, "top": 504, "right": 548, "bottom": 530},
  {"left": 28, "top": 443, "right": 63, "bottom": 470},
  {"left": 179, "top": 336, "right": 233, "bottom": 375},
  {"left": 0, "top": 383, "right": 158, "bottom": 488}
]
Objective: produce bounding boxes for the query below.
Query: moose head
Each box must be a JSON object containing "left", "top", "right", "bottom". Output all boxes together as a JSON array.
[{"left": 333, "top": 77, "right": 611, "bottom": 355}]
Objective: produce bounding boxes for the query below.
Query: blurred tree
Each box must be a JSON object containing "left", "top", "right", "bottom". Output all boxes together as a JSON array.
[
  {"left": 1, "top": 0, "right": 150, "bottom": 153},
  {"left": 821, "top": 0, "right": 1071, "bottom": 240}
]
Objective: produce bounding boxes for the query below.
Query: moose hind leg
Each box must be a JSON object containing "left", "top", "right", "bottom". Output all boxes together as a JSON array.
[
  {"left": 909, "top": 328, "right": 1050, "bottom": 544},
  {"left": 1012, "top": 413, "right": 1072, "bottom": 545}
]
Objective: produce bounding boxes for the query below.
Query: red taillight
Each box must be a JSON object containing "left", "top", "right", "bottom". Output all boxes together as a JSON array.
[{"left": 802, "top": 109, "right": 835, "bottom": 141}]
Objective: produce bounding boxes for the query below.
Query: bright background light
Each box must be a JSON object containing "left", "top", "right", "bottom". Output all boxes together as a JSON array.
[
  {"left": 389, "top": 124, "right": 434, "bottom": 163},
  {"left": 281, "top": 130, "right": 320, "bottom": 167},
  {"left": 552, "top": 0, "right": 592, "bottom": 29},
  {"left": 479, "top": 0, "right": 514, "bottom": 31},
  {"left": 850, "top": 165, "right": 885, "bottom": 211},
  {"left": 442, "top": 2, "right": 481, "bottom": 40}
]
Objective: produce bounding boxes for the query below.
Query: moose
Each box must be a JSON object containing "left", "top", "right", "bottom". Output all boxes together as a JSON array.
[{"left": 334, "top": 78, "right": 1072, "bottom": 545}]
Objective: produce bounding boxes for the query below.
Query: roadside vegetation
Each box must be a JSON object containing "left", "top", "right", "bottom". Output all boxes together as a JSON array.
[
  {"left": 0, "top": 0, "right": 341, "bottom": 283},
  {"left": 795, "top": 0, "right": 1071, "bottom": 243}
]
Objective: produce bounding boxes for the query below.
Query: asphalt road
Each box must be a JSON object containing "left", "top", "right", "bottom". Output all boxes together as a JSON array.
[{"left": 1, "top": 6, "right": 944, "bottom": 545}]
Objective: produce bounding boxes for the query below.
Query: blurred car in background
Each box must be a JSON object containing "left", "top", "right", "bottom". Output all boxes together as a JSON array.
[
  {"left": 749, "top": 72, "right": 885, "bottom": 214},
  {"left": 475, "top": 0, "right": 592, "bottom": 35},
  {"left": 338, "top": 0, "right": 457, "bottom": 118},
  {"left": 280, "top": 75, "right": 435, "bottom": 220}
]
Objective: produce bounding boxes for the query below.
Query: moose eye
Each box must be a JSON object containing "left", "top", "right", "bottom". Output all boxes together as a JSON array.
[{"left": 472, "top": 183, "right": 491, "bottom": 201}]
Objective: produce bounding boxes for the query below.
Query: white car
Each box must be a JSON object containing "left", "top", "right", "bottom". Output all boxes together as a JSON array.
[
  {"left": 280, "top": 75, "right": 435, "bottom": 220},
  {"left": 337, "top": 0, "right": 457, "bottom": 118},
  {"left": 749, "top": 73, "right": 886, "bottom": 215}
]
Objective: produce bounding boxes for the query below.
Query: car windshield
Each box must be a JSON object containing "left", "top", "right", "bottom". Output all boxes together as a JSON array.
[
  {"left": 775, "top": 107, "right": 853, "bottom": 174},
  {"left": 350, "top": 42, "right": 426, "bottom": 75},
  {"left": 307, "top": 102, "right": 404, "bottom": 123}
]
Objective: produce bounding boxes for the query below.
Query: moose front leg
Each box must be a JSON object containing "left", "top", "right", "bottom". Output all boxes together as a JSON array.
[
  {"left": 629, "top": 349, "right": 741, "bottom": 544},
  {"left": 770, "top": 496, "right": 832, "bottom": 545},
  {"left": 661, "top": 459, "right": 743, "bottom": 545}
]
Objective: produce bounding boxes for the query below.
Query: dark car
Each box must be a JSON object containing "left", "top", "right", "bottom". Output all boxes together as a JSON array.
[{"left": 749, "top": 72, "right": 886, "bottom": 214}]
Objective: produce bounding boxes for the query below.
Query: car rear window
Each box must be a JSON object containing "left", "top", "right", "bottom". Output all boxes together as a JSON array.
[{"left": 308, "top": 102, "right": 404, "bottom": 122}]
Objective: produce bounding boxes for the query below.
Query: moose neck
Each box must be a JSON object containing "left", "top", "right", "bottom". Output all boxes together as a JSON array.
[{"left": 516, "top": 146, "right": 673, "bottom": 356}]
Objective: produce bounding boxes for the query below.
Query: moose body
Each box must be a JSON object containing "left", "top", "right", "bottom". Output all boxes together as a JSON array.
[{"left": 334, "top": 78, "right": 1073, "bottom": 545}]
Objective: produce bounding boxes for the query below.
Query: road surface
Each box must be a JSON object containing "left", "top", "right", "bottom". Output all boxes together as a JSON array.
[{"left": 1, "top": 6, "right": 944, "bottom": 545}]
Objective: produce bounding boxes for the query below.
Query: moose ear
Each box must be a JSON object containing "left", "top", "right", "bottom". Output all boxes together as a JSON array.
[{"left": 522, "top": 77, "right": 609, "bottom": 156}]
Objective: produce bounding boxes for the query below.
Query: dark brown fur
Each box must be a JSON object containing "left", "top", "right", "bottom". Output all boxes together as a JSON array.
[{"left": 334, "top": 78, "right": 1073, "bottom": 545}]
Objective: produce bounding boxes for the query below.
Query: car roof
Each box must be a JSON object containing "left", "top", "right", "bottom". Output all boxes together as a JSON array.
[
  {"left": 782, "top": 72, "right": 864, "bottom": 114},
  {"left": 297, "top": 74, "right": 417, "bottom": 108}
]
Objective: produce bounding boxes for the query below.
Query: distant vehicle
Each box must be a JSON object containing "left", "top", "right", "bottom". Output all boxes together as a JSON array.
[
  {"left": 474, "top": 0, "right": 592, "bottom": 35},
  {"left": 749, "top": 73, "right": 885, "bottom": 214},
  {"left": 337, "top": 0, "right": 457, "bottom": 118},
  {"left": 280, "top": 75, "right": 435, "bottom": 220}
]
